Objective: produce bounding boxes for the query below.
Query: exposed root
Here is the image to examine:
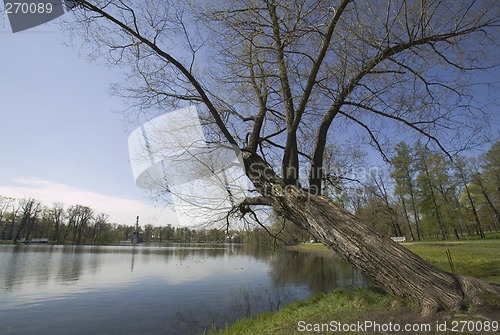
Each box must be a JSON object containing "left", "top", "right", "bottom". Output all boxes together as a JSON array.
[
  {"left": 420, "top": 300, "right": 440, "bottom": 316},
  {"left": 458, "top": 275, "right": 500, "bottom": 307},
  {"left": 417, "top": 276, "right": 500, "bottom": 316}
]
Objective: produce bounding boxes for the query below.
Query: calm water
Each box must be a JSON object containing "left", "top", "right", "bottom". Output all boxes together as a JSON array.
[{"left": 0, "top": 243, "right": 364, "bottom": 334}]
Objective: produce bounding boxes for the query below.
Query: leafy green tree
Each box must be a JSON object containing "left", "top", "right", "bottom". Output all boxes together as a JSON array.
[
  {"left": 92, "top": 213, "right": 109, "bottom": 244},
  {"left": 454, "top": 158, "right": 485, "bottom": 238},
  {"left": 415, "top": 145, "right": 448, "bottom": 240},
  {"left": 355, "top": 187, "right": 394, "bottom": 236},
  {"left": 475, "top": 141, "right": 500, "bottom": 229},
  {"left": 63, "top": 205, "right": 94, "bottom": 244},
  {"left": 353, "top": 168, "right": 411, "bottom": 239},
  {"left": 390, "top": 142, "right": 420, "bottom": 240},
  {"left": 163, "top": 224, "right": 175, "bottom": 241},
  {"left": 143, "top": 224, "right": 155, "bottom": 242}
]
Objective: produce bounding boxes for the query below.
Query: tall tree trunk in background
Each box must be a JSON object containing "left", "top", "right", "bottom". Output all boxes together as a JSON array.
[
  {"left": 474, "top": 175, "right": 500, "bottom": 230},
  {"left": 461, "top": 180, "right": 485, "bottom": 239},
  {"left": 420, "top": 156, "right": 447, "bottom": 240},
  {"left": 10, "top": 214, "right": 17, "bottom": 241},
  {"left": 244, "top": 153, "right": 500, "bottom": 315},
  {"left": 399, "top": 196, "right": 415, "bottom": 241},
  {"left": 14, "top": 217, "right": 27, "bottom": 242},
  {"left": 409, "top": 184, "right": 424, "bottom": 240}
]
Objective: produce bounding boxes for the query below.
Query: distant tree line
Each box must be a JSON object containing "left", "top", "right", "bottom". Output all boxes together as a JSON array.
[
  {"left": 0, "top": 199, "right": 128, "bottom": 244},
  {"left": 260, "top": 141, "right": 500, "bottom": 243},
  {"left": 0, "top": 197, "right": 281, "bottom": 244},
  {"left": 350, "top": 141, "right": 500, "bottom": 240},
  {"left": 1, "top": 141, "right": 498, "bottom": 244}
]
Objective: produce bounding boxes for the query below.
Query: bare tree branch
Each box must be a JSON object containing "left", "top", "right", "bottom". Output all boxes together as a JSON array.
[{"left": 76, "top": 0, "right": 238, "bottom": 146}]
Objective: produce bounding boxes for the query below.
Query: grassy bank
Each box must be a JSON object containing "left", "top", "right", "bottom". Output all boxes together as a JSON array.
[
  {"left": 211, "top": 240, "right": 500, "bottom": 334},
  {"left": 405, "top": 240, "right": 500, "bottom": 285},
  {"left": 209, "top": 288, "right": 414, "bottom": 335}
]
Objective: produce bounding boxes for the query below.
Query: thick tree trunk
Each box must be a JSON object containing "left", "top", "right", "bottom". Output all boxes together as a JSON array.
[
  {"left": 281, "top": 195, "right": 498, "bottom": 314},
  {"left": 243, "top": 152, "right": 500, "bottom": 315}
]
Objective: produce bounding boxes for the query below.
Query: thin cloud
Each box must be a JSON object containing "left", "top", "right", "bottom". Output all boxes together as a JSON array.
[{"left": 0, "top": 177, "right": 178, "bottom": 226}]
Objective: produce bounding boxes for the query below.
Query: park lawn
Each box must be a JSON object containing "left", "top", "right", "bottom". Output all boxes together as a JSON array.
[
  {"left": 211, "top": 240, "right": 500, "bottom": 335},
  {"left": 297, "top": 239, "right": 500, "bottom": 284},
  {"left": 405, "top": 240, "right": 500, "bottom": 285}
]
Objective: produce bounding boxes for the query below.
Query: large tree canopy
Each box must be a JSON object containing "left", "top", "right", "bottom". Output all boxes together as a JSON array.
[{"left": 67, "top": 0, "right": 500, "bottom": 314}]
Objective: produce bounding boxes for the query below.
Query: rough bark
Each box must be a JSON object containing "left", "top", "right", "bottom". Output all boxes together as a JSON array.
[{"left": 243, "top": 152, "right": 500, "bottom": 315}]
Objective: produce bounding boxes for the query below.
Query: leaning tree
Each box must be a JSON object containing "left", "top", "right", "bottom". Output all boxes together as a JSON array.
[{"left": 68, "top": 0, "right": 499, "bottom": 314}]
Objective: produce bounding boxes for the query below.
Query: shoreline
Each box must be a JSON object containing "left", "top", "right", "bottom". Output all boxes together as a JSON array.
[{"left": 211, "top": 240, "right": 500, "bottom": 335}]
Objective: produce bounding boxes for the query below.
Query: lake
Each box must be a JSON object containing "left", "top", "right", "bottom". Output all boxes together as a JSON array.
[{"left": 0, "top": 243, "right": 365, "bottom": 334}]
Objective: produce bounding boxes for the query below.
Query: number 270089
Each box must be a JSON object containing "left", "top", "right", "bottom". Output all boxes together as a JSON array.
[
  {"left": 5, "top": 2, "right": 53, "bottom": 14},
  {"left": 451, "top": 320, "right": 498, "bottom": 332}
]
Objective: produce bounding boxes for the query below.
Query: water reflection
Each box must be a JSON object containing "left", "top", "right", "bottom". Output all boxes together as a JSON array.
[
  {"left": 0, "top": 244, "right": 365, "bottom": 335},
  {"left": 269, "top": 249, "right": 364, "bottom": 292}
]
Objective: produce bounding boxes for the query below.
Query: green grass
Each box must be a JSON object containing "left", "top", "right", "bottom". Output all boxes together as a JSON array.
[
  {"left": 209, "top": 288, "right": 412, "bottom": 335},
  {"left": 405, "top": 240, "right": 500, "bottom": 284},
  {"left": 297, "top": 240, "right": 500, "bottom": 284},
  {"left": 295, "top": 243, "right": 328, "bottom": 250},
  {"left": 211, "top": 287, "right": 497, "bottom": 335},
  {"left": 211, "top": 239, "right": 500, "bottom": 335},
  {"left": 418, "top": 231, "right": 500, "bottom": 241}
]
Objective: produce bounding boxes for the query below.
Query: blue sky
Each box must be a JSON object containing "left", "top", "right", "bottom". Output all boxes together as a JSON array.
[
  {"left": 0, "top": 20, "right": 178, "bottom": 225},
  {"left": 0, "top": 9, "right": 498, "bottom": 227}
]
